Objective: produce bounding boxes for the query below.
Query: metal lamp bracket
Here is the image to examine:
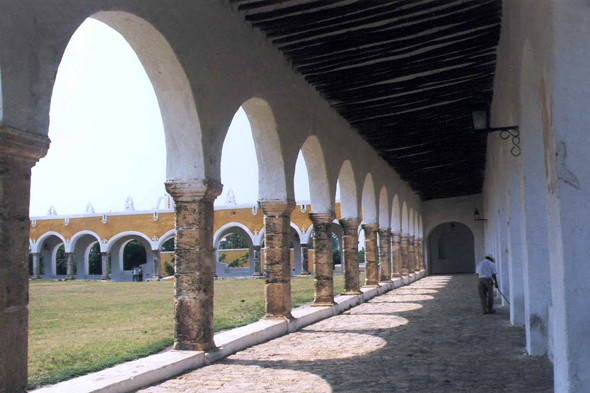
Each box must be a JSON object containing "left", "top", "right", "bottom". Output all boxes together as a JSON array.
[{"left": 487, "top": 126, "right": 521, "bottom": 157}]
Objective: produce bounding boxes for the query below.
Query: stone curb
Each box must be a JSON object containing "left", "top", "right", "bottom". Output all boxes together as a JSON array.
[{"left": 36, "top": 270, "right": 426, "bottom": 393}]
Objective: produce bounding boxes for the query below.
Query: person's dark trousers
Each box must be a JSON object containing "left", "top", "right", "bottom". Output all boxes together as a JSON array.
[
  {"left": 478, "top": 278, "right": 494, "bottom": 313},
  {"left": 139, "top": 274, "right": 143, "bottom": 282},
  {"left": 132, "top": 275, "right": 137, "bottom": 282}
]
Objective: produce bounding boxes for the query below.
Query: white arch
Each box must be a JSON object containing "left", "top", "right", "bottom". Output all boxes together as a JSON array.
[
  {"left": 242, "top": 97, "right": 290, "bottom": 201},
  {"left": 69, "top": 230, "right": 101, "bottom": 253},
  {"left": 300, "top": 135, "right": 333, "bottom": 213},
  {"left": 157, "top": 229, "right": 176, "bottom": 250},
  {"left": 391, "top": 195, "right": 401, "bottom": 232},
  {"left": 409, "top": 208, "right": 414, "bottom": 236},
  {"left": 361, "top": 173, "right": 377, "bottom": 224},
  {"left": 52, "top": 242, "right": 65, "bottom": 275},
  {"left": 84, "top": 241, "right": 101, "bottom": 276},
  {"left": 414, "top": 211, "right": 420, "bottom": 238},
  {"left": 213, "top": 223, "right": 256, "bottom": 248},
  {"left": 90, "top": 11, "right": 205, "bottom": 182},
  {"left": 31, "top": 231, "right": 67, "bottom": 253},
  {"left": 401, "top": 201, "right": 409, "bottom": 235},
  {"left": 337, "top": 160, "right": 359, "bottom": 219},
  {"left": 119, "top": 238, "right": 150, "bottom": 273},
  {"left": 106, "top": 231, "right": 155, "bottom": 253},
  {"left": 378, "top": 186, "right": 390, "bottom": 228}
]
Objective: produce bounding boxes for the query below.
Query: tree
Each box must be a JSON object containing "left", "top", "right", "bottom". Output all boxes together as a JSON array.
[
  {"left": 88, "top": 243, "right": 102, "bottom": 275},
  {"left": 332, "top": 233, "right": 341, "bottom": 267},
  {"left": 161, "top": 237, "right": 175, "bottom": 252},
  {"left": 358, "top": 247, "right": 365, "bottom": 264},
  {"left": 123, "top": 240, "right": 146, "bottom": 270},
  {"left": 228, "top": 252, "right": 249, "bottom": 268},
  {"left": 219, "top": 233, "right": 249, "bottom": 250},
  {"left": 219, "top": 252, "right": 227, "bottom": 263},
  {"left": 56, "top": 245, "right": 68, "bottom": 275}
]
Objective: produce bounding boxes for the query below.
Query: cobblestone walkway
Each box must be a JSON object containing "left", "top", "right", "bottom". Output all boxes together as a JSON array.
[{"left": 139, "top": 275, "right": 554, "bottom": 392}]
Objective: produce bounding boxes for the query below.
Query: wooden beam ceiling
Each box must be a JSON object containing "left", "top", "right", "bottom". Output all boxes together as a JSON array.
[{"left": 232, "top": 0, "right": 502, "bottom": 200}]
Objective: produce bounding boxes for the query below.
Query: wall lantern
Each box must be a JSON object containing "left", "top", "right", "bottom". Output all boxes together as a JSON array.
[
  {"left": 471, "top": 103, "right": 520, "bottom": 157},
  {"left": 474, "top": 209, "right": 487, "bottom": 222}
]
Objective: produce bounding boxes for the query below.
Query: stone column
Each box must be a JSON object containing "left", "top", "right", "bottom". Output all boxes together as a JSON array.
[
  {"left": 378, "top": 228, "right": 392, "bottom": 282},
  {"left": 300, "top": 244, "right": 311, "bottom": 275},
  {"left": 309, "top": 212, "right": 336, "bottom": 306},
  {"left": 391, "top": 232, "right": 402, "bottom": 278},
  {"left": 401, "top": 234, "right": 410, "bottom": 276},
  {"left": 31, "top": 252, "right": 41, "bottom": 279},
  {"left": 252, "top": 245, "right": 262, "bottom": 276},
  {"left": 407, "top": 236, "right": 416, "bottom": 274},
  {"left": 100, "top": 252, "right": 110, "bottom": 280},
  {"left": 165, "top": 180, "right": 222, "bottom": 351},
  {"left": 0, "top": 126, "right": 50, "bottom": 392},
  {"left": 417, "top": 238, "right": 424, "bottom": 272},
  {"left": 413, "top": 237, "right": 420, "bottom": 272},
  {"left": 362, "top": 223, "right": 380, "bottom": 287},
  {"left": 152, "top": 250, "right": 161, "bottom": 279},
  {"left": 259, "top": 200, "right": 296, "bottom": 319},
  {"left": 339, "top": 218, "right": 361, "bottom": 295},
  {"left": 65, "top": 252, "right": 75, "bottom": 280}
]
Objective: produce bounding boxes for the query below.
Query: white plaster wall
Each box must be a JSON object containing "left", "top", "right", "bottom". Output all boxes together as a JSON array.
[{"left": 483, "top": 0, "right": 590, "bottom": 391}]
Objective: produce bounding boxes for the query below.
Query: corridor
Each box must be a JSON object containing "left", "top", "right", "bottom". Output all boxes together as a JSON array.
[{"left": 139, "top": 275, "right": 553, "bottom": 392}]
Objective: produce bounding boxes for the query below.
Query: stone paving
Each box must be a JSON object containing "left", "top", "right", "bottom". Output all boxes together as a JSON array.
[{"left": 138, "top": 275, "right": 554, "bottom": 392}]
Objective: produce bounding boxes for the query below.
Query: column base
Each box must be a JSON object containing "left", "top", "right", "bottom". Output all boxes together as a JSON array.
[
  {"left": 379, "top": 278, "right": 393, "bottom": 283},
  {"left": 363, "top": 284, "right": 381, "bottom": 289},
  {"left": 252, "top": 272, "right": 263, "bottom": 277},
  {"left": 263, "top": 313, "right": 294, "bottom": 321},
  {"left": 101, "top": 276, "right": 110, "bottom": 281},
  {"left": 299, "top": 271, "right": 311, "bottom": 275},
  {"left": 173, "top": 340, "right": 216, "bottom": 352},
  {"left": 30, "top": 275, "right": 41, "bottom": 280},
  {"left": 311, "top": 301, "right": 336, "bottom": 307},
  {"left": 341, "top": 290, "right": 362, "bottom": 296},
  {"left": 401, "top": 269, "right": 410, "bottom": 277},
  {"left": 392, "top": 273, "right": 402, "bottom": 278},
  {"left": 65, "top": 276, "right": 75, "bottom": 281}
]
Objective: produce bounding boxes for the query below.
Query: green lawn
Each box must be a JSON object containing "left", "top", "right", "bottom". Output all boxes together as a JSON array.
[{"left": 28, "top": 273, "right": 364, "bottom": 389}]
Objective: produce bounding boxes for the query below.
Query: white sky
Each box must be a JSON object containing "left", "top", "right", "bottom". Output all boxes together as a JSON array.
[{"left": 30, "top": 19, "right": 323, "bottom": 216}]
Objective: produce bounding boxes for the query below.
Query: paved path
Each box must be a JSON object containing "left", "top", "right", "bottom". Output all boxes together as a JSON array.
[{"left": 139, "top": 275, "right": 554, "bottom": 392}]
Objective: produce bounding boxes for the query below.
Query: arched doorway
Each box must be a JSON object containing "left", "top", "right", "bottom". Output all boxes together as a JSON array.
[{"left": 428, "top": 222, "right": 475, "bottom": 274}]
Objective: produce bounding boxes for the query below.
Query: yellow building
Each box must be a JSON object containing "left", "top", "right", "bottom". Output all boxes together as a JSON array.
[{"left": 29, "top": 197, "right": 349, "bottom": 281}]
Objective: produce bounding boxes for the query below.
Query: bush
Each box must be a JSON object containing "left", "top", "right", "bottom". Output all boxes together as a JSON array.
[{"left": 163, "top": 257, "right": 175, "bottom": 276}]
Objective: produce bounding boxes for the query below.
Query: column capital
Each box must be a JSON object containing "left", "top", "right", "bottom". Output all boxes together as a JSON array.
[
  {"left": 361, "top": 223, "right": 379, "bottom": 233},
  {"left": 392, "top": 232, "right": 402, "bottom": 243},
  {"left": 309, "top": 211, "right": 336, "bottom": 225},
  {"left": 258, "top": 199, "right": 296, "bottom": 216},
  {"left": 378, "top": 227, "right": 391, "bottom": 236},
  {"left": 253, "top": 244, "right": 262, "bottom": 250},
  {"left": 165, "top": 179, "right": 223, "bottom": 203},
  {"left": 338, "top": 218, "right": 361, "bottom": 230},
  {"left": 30, "top": 252, "right": 41, "bottom": 257},
  {"left": 0, "top": 126, "right": 50, "bottom": 163}
]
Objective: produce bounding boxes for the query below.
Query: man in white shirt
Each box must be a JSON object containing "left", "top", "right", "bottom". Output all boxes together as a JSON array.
[{"left": 476, "top": 255, "right": 499, "bottom": 314}]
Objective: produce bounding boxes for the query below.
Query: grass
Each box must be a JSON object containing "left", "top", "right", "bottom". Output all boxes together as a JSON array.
[{"left": 28, "top": 273, "right": 365, "bottom": 389}]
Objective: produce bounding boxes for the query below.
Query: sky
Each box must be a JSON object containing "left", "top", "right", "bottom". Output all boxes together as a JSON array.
[{"left": 29, "top": 18, "right": 318, "bottom": 216}]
